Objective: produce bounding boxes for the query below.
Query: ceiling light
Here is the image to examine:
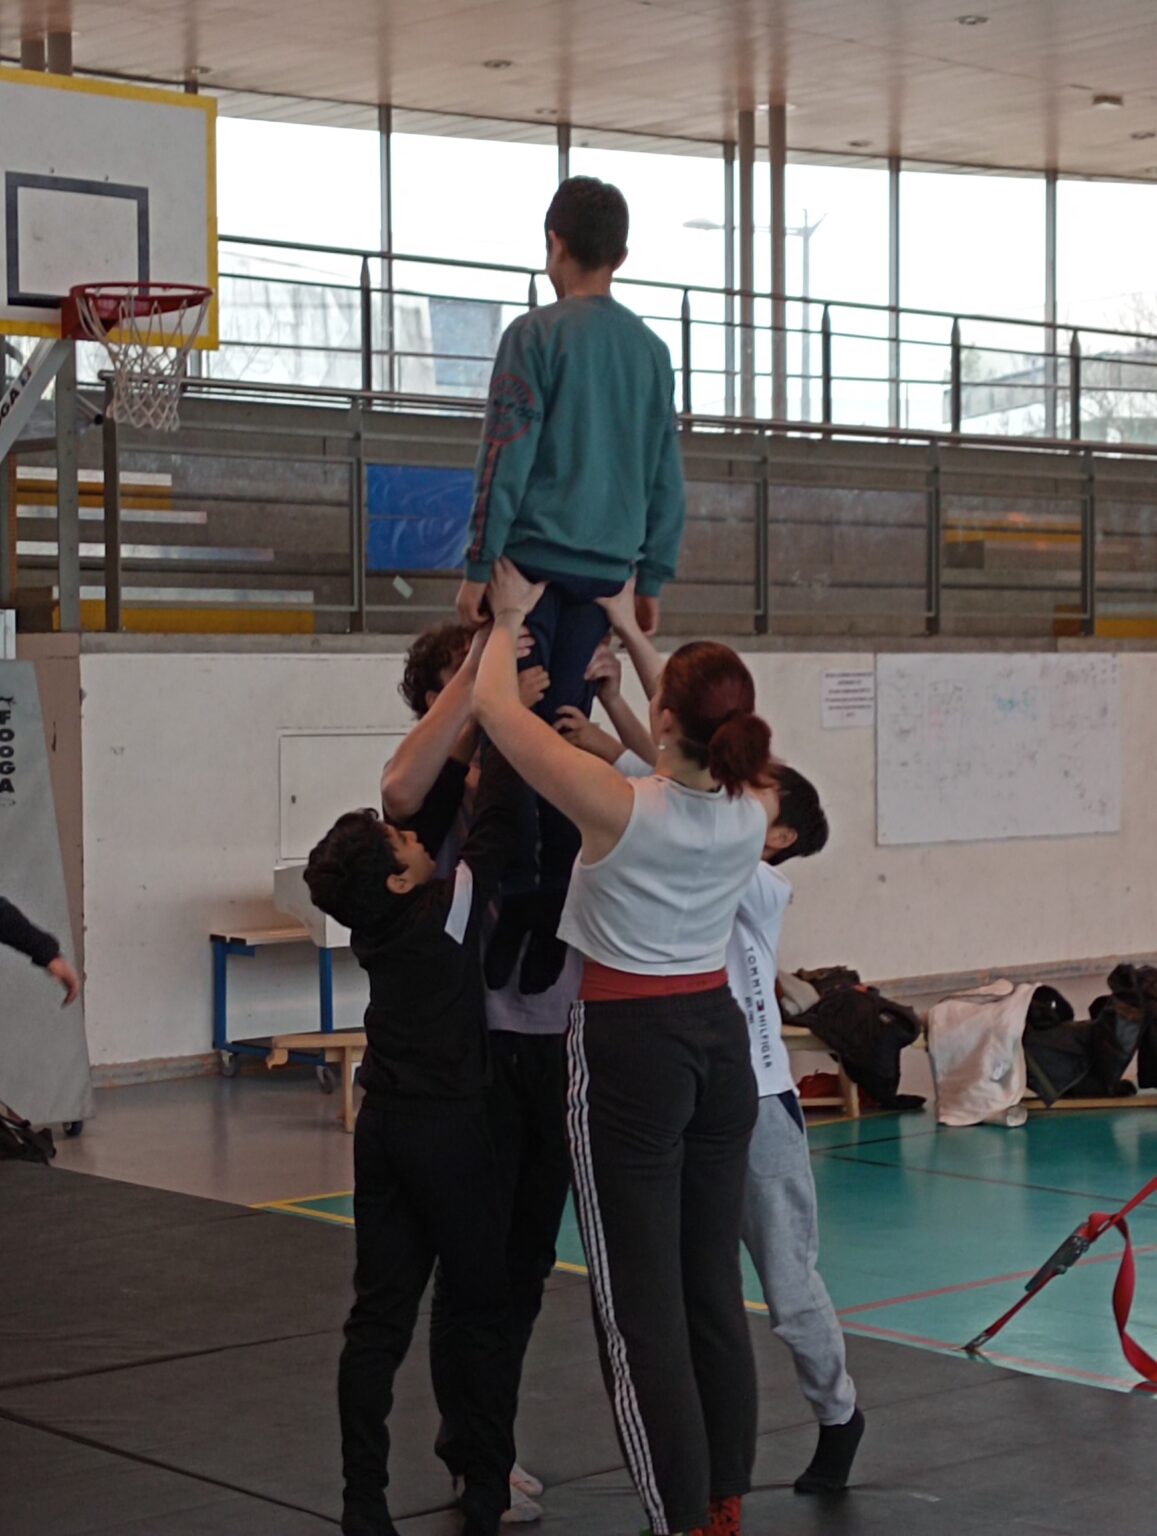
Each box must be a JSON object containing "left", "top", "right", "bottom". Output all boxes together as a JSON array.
[
  {"left": 756, "top": 102, "right": 797, "bottom": 114},
  {"left": 956, "top": 14, "right": 989, "bottom": 25},
  {"left": 1092, "top": 94, "right": 1125, "bottom": 110},
  {"left": 187, "top": 64, "right": 212, "bottom": 76},
  {"left": 483, "top": 58, "right": 513, "bottom": 70},
  {"left": 1131, "top": 129, "right": 1156, "bottom": 140},
  {"left": 848, "top": 139, "right": 872, "bottom": 149}
]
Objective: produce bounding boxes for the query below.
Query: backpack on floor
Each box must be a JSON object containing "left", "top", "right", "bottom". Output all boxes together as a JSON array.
[
  {"left": 796, "top": 984, "right": 924, "bottom": 1109},
  {"left": 0, "top": 1108, "right": 55, "bottom": 1164}
]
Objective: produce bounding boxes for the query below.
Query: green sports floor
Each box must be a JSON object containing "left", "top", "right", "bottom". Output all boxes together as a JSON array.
[{"left": 266, "top": 1107, "right": 1157, "bottom": 1396}]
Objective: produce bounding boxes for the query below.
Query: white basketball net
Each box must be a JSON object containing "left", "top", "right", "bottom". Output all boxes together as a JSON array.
[{"left": 71, "top": 285, "right": 211, "bottom": 433}]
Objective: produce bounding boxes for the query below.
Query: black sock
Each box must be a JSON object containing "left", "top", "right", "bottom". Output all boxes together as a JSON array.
[
  {"left": 519, "top": 928, "right": 568, "bottom": 995},
  {"left": 793, "top": 1405, "right": 865, "bottom": 1494}
]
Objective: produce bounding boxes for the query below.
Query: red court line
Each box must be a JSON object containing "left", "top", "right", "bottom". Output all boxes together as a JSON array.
[
  {"left": 836, "top": 1244, "right": 1157, "bottom": 1317},
  {"left": 844, "top": 1318, "right": 1150, "bottom": 1392}
]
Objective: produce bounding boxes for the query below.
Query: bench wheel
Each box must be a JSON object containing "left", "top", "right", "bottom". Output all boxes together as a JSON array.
[
  {"left": 317, "top": 1064, "right": 337, "bottom": 1095},
  {"left": 219, "top": 1050, "right": 240, "bottom": 1079},
  {"left": 63, "top": 1120, "right": 84, "bottom": 1138}
]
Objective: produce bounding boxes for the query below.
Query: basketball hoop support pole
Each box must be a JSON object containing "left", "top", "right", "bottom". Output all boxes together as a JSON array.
[{"left": 0, "top": 338, "right": 72, "bottom": 466}]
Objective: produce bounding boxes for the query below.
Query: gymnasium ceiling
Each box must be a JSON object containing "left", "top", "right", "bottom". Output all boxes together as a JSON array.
[{"left": 7, "top": 0, "right": 1157, "bottom": 177}]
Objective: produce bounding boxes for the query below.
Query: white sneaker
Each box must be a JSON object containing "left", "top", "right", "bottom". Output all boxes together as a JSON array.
[
  {"left": 511, "top": 1464, "right": 544, "bottom": 1500},
  {"left": 501, "top": 1486, "right": 543, "bottom": 1524}
]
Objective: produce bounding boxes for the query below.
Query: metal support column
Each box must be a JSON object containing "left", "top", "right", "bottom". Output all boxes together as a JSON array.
[
  {"left": 737, "top": 111, "right": 756, "bottom": 419},
  {"left": 1080, "top": 448, "right": 1096, "bottom": 637},
  {"left": 20, "top": 35, "right": 46, "bottom": 70},
  {"left": 1044, "top": 170, "right": 1058, "bottom": 438},
  {"left": 350, "top": 404, "right": 368, "bottom": 634},
  {"left": 558, "top": 122, "right": 572, "bottom": 184},
  {"left": 925, "top": 443, "right": 942, "bottom": 637},
  {"left": 754, "top": 470, "right": 770, "bottom": 635},
  {"left": 101, "top": 383, "right": 122, "bottom": 633},
  {"left": 55, "top": 344, "right": 81, "bottom": 632},
  {"left": 820, "top": 304, "right": 833, "bottom": 430},
  {"left": 680, "top": 290, "right": 693, "bottom": 419},
  {"left": 888, "top": 156, "right": 901, "bottom": 428},
  {"left": 769, "top": 103, "right": 788, "bottom": 421},
  {"left": 378, "top": 105, "right": 395, "bottom": 394},
  {"left": 1070, "top": 331, "right": 1082, "bottom": 442},
  {"left": 359, "top": 257, "right": 373, "bottom": 394},
  {"left": 46, "top": 31, "right": 73, "bottom": 74},
  {"left": 949, "top": 318, "right": 963, "bottom": 434},
  {"left": 723, "top": 141, "right": 736, "bottom": 418}
]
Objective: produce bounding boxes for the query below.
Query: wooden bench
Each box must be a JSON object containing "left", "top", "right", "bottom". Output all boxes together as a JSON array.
[
  {"left": 783, "top": 1025, "right": 861, "bottom": 1119},
  {"left": 268, "top": 1030, "right": 366, "bottom": 1133},
  {"left": 210, "top": 921, "right": 338, "bottom": 1081}
]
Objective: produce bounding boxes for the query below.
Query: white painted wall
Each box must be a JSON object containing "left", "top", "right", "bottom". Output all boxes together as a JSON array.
[
  {"left": 78, "top": 648, "right": 1157, "bottom": 1069},
  {"left": 79, "top": 653, "right": 414, "bottom": 1067}
]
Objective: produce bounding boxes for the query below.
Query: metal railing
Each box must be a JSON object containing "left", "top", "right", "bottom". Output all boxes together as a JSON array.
[
  {"left": 200, "top": 233, "right": 1157, "bottom": 447},
  {"left": 67, "top": 372, "right": 1157, "bottom": 640}
]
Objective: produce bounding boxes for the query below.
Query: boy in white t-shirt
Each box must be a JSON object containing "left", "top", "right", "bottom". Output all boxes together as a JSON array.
[{"left": 726, "top": 768, "right": 864, "bottom": 1496}]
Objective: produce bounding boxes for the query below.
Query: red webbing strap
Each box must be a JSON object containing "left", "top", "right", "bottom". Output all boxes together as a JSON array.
[
  {"left": 1101, "top": 1214, "right": 1157, "bottom": 1382},
  {"left": 965, "top": 1171, "right": 1157, "bottom": 1381}
]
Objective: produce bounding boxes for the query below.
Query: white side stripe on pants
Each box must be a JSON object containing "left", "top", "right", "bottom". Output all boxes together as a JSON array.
[{"left": 566, "top": 1002, "right": 669, "bottom": 1534}]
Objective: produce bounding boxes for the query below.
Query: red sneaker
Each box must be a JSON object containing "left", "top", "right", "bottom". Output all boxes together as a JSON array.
[{"left": 694, "top": 1496, "right": 741, "bottom": 1536}]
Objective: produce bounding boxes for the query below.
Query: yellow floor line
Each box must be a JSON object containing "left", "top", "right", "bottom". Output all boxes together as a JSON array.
[{"left": 253, "top": 1189, "right": 354, "bottom": 1209}]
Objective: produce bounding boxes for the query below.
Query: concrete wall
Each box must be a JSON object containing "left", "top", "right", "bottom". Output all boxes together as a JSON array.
[{"left": 74, "top": 643, "right": 1155, "bottom": 1070}]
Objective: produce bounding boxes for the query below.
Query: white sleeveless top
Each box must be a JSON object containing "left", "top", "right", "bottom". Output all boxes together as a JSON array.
[{"left": 557, "top": 773, "right": 769, "bottom": 976}]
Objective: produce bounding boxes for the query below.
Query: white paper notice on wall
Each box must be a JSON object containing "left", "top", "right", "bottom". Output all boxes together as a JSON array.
[
  {"left": 822, "top": 669, "right": 876, "bottom": 729},
  {"left": 876, "top": 653, "right": 1121, "bottom": 846}
]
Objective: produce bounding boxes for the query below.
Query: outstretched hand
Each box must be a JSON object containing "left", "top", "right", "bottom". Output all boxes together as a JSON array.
[
  {"left": 487, "top": 558, "right": 547, "bottom": 622},
  {"left": 47, "top": 956, "right": 80, "bottom": 1007},
  {"left": 554, "top": 707, "right": 625, "bottom": 764},
  {"left": 584, "top": 640, "right": 623, "bottom": 701},
  {"left": 596, "top": 576, "right": 638, "bottom": 635}
]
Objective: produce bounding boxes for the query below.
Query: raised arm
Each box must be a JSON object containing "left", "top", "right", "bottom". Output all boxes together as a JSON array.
[
  {"left": 597, "top": 579, "right": 665, "bottom": 701},
  {"left": 382, "top": 630, "right": 485, "bottom": 820},
  {"left": 474, "top": 562, "right": 634, "bottom": 864},
  {"left": 582, "top": 641, "right": 657, "bottom": 766}
]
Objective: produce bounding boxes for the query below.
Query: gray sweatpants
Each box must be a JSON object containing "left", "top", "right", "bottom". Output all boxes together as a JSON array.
[{"left": 741, "top": 1091, "right": 856, "bottom": 1426}]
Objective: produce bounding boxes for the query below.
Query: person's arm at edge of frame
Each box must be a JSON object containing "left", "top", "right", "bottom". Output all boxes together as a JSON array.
[{"left": 0, "top": 896, "right": 80, "bottom": 1006}]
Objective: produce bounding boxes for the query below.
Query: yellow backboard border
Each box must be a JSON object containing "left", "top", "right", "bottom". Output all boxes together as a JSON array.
[{"left": 0, "top": 68, "right": 218, "bottom": 349}]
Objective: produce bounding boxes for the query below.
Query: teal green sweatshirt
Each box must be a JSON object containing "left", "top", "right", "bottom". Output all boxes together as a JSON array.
[{"left": 464, "top": 295, "right": 686, "bottom": 598}]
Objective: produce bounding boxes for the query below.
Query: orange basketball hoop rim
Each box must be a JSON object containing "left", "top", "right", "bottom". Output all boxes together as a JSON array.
[{"left": 62, "top": 281, "right": 213, "bottom": 432}]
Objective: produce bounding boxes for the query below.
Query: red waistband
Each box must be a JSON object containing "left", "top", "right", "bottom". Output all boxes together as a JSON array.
[{"left": 579, "top": 961, "right": 729, "bottom": 1004}]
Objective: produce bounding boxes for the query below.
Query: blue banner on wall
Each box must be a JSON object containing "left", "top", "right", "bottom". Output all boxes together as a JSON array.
[{"left": 366, "top": 464, "right": 473, "bottom": 573}]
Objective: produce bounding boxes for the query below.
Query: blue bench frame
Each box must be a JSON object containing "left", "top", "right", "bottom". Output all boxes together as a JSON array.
[{"left": 211, "top": 931, "right": 336, "bottom": 1066}]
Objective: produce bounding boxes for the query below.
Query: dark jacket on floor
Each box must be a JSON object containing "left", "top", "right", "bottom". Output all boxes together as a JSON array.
[
  {"left": 0, "top": 897, "right": 60, "bottom": 968},
  {"left": 351, "top": 751, "right": 519, "bottom": 1103}
]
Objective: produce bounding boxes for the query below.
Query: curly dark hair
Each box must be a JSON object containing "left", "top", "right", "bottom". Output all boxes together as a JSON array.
[
  {"left": 399, "top": 623, "right": 472, "bottom": 719},
  {"left": 304, "top": 809, "right": 401, "bottom": 933},
  {"left": 545, "top": 176, "right": 629, "bottom": 271}
]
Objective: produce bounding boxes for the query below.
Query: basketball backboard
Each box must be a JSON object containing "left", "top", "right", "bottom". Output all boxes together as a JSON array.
[{"left": 0, "top": 70, "right": 217, "bottom": 348}]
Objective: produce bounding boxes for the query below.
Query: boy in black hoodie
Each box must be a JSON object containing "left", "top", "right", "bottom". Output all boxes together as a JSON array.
[{"left": 305, "top": 750, "right": 522, "bottom": 1536}]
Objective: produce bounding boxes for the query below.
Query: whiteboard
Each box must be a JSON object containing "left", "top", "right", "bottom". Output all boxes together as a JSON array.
[
  {"left": 876, "top": 653, "right": 1121, "bottom": 846},
  {"left": 279, "top": 730, "right": 407, "bottom": 861}
]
